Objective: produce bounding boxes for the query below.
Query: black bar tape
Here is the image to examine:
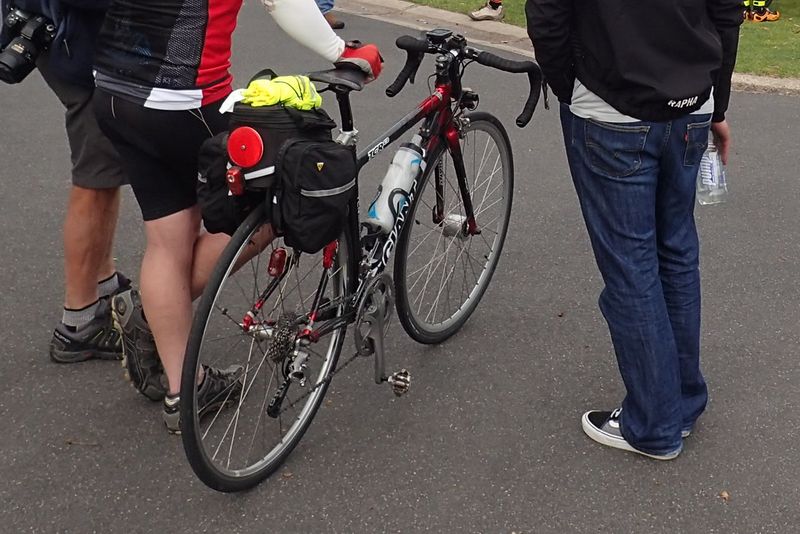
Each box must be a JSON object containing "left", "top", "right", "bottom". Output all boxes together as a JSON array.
[
  {"left": 395, "top": 35, "right": 431, "bottom": 54},
  {"left": 386, "top": 52, "right": 423, "bottom": 97}
]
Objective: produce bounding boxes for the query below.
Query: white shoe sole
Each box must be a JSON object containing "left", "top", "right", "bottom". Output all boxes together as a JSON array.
[
  {"left": 468, "top": 13, "right": 504, "bottom": 21},
  {"left": 581, "top": 412, "right": 682, "bottom": 461}
]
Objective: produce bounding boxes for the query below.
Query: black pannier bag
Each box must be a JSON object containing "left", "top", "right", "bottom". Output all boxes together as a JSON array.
[
  {"left": 273, "top": 138, "right": 358, "bottom": 254},
  {"left": 197, "top": 69, "right": 357, "bottom": 247},
  {"left": 197, "top": 105, "right": 337, "bottom": 236}
]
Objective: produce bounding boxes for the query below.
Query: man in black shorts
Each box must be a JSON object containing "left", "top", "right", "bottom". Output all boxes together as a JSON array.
[
  {"left": 93, "top": 0, "right": 382, "bottom": 432},
  {"left": 1, "top": 1, "right": 150, "bottom": 374}
]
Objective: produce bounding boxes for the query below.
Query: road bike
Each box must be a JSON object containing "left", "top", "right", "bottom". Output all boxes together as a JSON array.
[{"left": 180, "top": 28, "right": 544, "bottom": 492}]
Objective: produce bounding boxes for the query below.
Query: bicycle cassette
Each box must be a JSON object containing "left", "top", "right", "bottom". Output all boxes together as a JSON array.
[
  {"left": 353, "top": 273, "right": 394, "bottom": 357},
  {"left": 266, "top": 314, "right": 299, "bottom": 362}
]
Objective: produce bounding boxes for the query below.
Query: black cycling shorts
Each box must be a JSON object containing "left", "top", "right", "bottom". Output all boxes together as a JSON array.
[{"left": 93, "top": 89, "right": 229, "bottom": 221}]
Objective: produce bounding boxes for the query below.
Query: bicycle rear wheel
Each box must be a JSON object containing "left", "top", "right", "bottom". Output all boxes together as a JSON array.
[
  {"left": 181, "top": 203, "right": 354, "bottom": 492},
  {"left": 394, "top": 112, "right": 513, "bottom": 344}
]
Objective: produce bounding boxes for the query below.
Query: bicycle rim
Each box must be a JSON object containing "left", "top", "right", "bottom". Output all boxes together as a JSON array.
[
  {"left": 181, "top": 205, "right": 350, "bottom": 491},
  {"left": 395, "top": 112, "right": 513, "bottom": 343}
]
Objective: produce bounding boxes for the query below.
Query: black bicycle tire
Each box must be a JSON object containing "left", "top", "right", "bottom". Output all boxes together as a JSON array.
[
  {"left": 393, "top": 112, "right": 514, "bottom": 344},
  {"left": 181, "top": 202, "right": 354, "bottom": 492}
]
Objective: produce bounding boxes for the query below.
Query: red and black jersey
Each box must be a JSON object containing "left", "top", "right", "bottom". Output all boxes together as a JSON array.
[{"left": 94, "top": 0, "right": 243, "bottom": 110}]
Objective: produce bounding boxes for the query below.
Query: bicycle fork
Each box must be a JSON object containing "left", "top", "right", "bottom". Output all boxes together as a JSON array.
[{"left": 430, "top": 120, "right": 481, "bottom": 237}]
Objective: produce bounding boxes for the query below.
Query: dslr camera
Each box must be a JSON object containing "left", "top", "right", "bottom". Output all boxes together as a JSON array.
[{"left": 0, "top": 6, "right": 56, "bottom": 84}]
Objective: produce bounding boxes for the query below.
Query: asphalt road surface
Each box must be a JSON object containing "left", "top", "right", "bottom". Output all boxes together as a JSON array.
[{"left": 1, "top": 3, "right": 799, "bottom": 533}]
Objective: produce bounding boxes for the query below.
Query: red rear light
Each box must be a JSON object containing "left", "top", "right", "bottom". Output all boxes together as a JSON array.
[
  {"left": 226, "top": 166, "right": 244, "bottom": 196},
  {"left": 227, "top": 126, "right": 264, "bottom": 168},
  {"left": 322, "top": 241, "right": 338, "bottom": 269},
  {"left": 268, "top": 247, "right": 287, "bottom": 277}
]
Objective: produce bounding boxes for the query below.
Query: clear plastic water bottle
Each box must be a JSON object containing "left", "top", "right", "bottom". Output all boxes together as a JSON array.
[
  {"left": 696, "top": 138, "right": 728, "bottom": 205},
  {"left": 364, "top": 135, "right": 424, "bottom": 234}
]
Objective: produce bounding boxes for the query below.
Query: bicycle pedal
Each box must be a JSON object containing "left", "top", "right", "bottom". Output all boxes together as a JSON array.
[{"left": 387, "top": 369, "right": 411, "bottom": 397}]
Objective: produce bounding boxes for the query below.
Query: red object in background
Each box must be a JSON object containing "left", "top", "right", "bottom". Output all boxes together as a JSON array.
[{"left": 227, "top": 126, "right": 264, "bottom": 168}]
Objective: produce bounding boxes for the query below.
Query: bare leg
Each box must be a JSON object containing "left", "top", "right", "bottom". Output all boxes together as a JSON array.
[
  {"left": 189, "top": 223, "right": 275, "bottom": 300},
  {"left": 63, "top": 185, "right": 120, "bottom": 309},
  {"left": 189, "top": 231, "right": 233, "bottom": 300},
  {"left": 141, "top": 206, "right": 274, "bottom": 395},
  {"left": 140, "top": 207, "right": 202, "bottom": 396}
]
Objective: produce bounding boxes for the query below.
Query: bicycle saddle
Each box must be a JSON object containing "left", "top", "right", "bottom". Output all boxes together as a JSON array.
[{"left": 307, "top": 68, "right": 366, "bottom": 92}]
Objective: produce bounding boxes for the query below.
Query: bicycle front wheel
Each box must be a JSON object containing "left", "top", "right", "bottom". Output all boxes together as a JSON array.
[
  {"left": 181, "top": 203, "right": 353, "bottom": 492},
  {"left": 394, "top": 112, "right": 514, "bottom": 344}
]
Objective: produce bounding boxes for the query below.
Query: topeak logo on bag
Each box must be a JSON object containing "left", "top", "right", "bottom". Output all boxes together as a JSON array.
[
  {"left": 316, "top": 162, "right": 325, "bottom": 171},
  {"left": 667, "top": 96, "right": 699, "bottom": 109}
]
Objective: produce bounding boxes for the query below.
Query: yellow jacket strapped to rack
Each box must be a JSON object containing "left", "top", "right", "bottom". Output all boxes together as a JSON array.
[{"left": 240, "top": 75, "right": 322, "bottom": 110}]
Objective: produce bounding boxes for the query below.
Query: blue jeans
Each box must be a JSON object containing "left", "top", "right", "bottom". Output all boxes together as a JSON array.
[
  {"left": 560, "top": 104, "right": 710, "bottom": 455},
  {"left": 316, "top": 0, "right": 334, "bottom": 14}
]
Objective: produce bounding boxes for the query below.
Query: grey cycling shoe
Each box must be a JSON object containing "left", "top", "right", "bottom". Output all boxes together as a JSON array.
[
  {"left": 112, "top": 289, "right": 167, "bottom": 402},
  {"left": 162, "top": 364, "right": 244, "bottom": 434},
  {"left": 49, "top": 297, "right": 123, "bottom": 363}
]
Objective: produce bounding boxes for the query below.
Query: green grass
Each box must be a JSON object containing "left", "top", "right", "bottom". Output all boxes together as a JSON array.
[{"left": 409, "top": 0, "right": 800, "bottom": 78}]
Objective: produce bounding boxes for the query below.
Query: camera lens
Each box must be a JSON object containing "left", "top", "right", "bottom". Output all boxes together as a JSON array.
[{"left": 0, "top": 36, "right": 39, "bottom": 84}]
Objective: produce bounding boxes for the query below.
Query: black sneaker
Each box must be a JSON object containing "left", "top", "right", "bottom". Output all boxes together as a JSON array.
[
  {"left": 49, "top": 298, "right": 123, "bottom": 363},
  {"left": 162, "top": 364, "right": 244, "bottom": 434},
  {"left": 112, "top": 289, "right": 167, "bottom": 402},
  {"left": 581, "top": 408, "right": 682, "bottom": 460}
]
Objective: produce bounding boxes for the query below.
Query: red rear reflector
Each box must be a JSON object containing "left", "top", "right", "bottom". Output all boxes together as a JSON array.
[{"left": 227, "top": 126, "right": 264, "bottom": 168}]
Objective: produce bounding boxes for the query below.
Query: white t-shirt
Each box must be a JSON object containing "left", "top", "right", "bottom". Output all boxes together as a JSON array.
[{"left": 569, "top": 80, "right": 714, "bottom": 123}]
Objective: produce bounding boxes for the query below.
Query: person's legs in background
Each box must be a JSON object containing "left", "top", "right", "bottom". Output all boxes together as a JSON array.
[
  {"left": 745, "top": 0, "right": 781, "bottom": 21},
  {"left": 316, "top": 0, "right": 344, "bottom": 29},
  {"left": 470, "top": 0, "right": 503, "bottom": 21},
  {"left": 38, "top": 55, "right": 131, "bottom": 364}
]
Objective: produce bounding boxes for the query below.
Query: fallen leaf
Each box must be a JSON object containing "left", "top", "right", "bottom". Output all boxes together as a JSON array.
[
  {"left": 65, "top": 439, "right": 99, "bottom": 447},
  {"left": 282, "top": 471, "right": 294, "bottom": 479},
  {"left": 719, "top": 490, "right": 730, "bottom": 502}
]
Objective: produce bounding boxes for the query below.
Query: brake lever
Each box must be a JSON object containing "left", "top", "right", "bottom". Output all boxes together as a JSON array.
[{"left": 407, "top": 52, "right": 424, "bottom": 84}]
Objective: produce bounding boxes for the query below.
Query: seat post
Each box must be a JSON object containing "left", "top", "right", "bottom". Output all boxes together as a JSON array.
[{"left": 335, "top": 90, "right": 355, "bottom": 132}]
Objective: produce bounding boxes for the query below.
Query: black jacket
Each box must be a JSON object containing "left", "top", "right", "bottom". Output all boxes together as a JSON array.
[
  {"left": 1, "top": 0, "right": 108, "bottom": 87},
  {"left": 526, "top": 0, "right": 743, "bottom": 122}
]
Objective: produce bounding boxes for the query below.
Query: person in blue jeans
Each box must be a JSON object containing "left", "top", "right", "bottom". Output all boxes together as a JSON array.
[
  {"left": 527, "top": 0, "right": 743, "bottom": 459},
  {"left": 316, "top": 0, "right": 344, "bottom": 28}
]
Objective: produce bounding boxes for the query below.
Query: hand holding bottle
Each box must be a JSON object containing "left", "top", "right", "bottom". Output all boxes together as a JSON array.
[
  {"left": 711, "top": 119, "right": 731, "bottom": 165},
  {"left": 696, "top": 135, "right": 728, "bottom": 205}
]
